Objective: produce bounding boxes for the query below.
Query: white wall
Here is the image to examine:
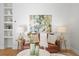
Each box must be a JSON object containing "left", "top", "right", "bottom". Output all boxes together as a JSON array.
[
  {"left": 13, "top": 3, "right": 71, "bottom": 49},
  {"left": 0, "top": 4, "right": 4, "bottom": 49},
  {"left": 68, "top": 4, "right": 79, "bottom": 55}
]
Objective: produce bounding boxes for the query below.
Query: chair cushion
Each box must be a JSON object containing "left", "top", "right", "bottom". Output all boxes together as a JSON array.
[{"left": 46, "top": 43, "right": 60, "bottom": 53}]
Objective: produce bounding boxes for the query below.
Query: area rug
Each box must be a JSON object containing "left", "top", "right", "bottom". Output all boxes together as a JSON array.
[{"left": 50, "top": 53, "right": 67, "bottom": 56}]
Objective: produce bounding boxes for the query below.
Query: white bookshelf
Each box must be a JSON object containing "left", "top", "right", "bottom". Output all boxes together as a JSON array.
[{"left": 4, "top": 3, "right": 13, "bottom": 48}]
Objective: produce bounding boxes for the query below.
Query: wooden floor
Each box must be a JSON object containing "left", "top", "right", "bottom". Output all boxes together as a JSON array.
[
  {"left": 0, "top": 48, "right": 78, "bottom": 56},
  {"left": 60, "top": 49, "right": 78, "bottom": 56},
  {"left": 0, "top": 48, "right": 18, "bottom": 56}
]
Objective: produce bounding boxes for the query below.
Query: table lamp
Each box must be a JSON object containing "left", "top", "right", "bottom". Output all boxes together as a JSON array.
[
  {"left": 57, "top": 26, "right": 66, "bottom": 35},
  {"left": 17, "top": 25, "right": 28, "bottom": 48},
  {"left": 57, "top": 26, "right": 67, "bottom": 49}
]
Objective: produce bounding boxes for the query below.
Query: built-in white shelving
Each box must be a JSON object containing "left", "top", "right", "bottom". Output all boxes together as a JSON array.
[{"left": 4, "top": 3, "right": 13, "bottom": 48}]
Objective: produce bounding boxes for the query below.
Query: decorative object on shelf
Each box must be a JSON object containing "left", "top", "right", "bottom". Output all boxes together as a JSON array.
[
  {"left": 4, "top": 30, "right": 12, "bottom": 36},
  {"left": 4, "top": 23, "right": 12, "bottom": 29},
  {"left": 57, "top": 26, "right": 67, "bottom": 49},
  {"left": 4, "top": 8, "right": 12, "bottom": 15},
  {"left": 4, "top": 16, "right": 13, "bottom": 22},
  {"left": 29, "top": 15, "right": 52, "bottom": 32}
]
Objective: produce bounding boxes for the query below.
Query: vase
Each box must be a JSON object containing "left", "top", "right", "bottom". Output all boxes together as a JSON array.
[
  {"left": 30, "top": 44, "right": 35, "bottom": 55},
  {"left": 35, "top": 46, "right": 39, "bottom": 56}
]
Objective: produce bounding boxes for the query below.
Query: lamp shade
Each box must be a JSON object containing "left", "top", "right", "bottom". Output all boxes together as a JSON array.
[
  {"left": 18, "top": 25, "right": 27, "bottom": 33},
  {"left": 18, "top": 26, "right": 24, "bottom": 33},
  {"left": 57, "top": 26, "right": 66, "bottom": 33}
]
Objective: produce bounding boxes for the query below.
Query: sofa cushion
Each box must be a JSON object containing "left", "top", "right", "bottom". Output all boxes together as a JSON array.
[{"left": 47, "top": 33, "right": 57, "bottom": 44}]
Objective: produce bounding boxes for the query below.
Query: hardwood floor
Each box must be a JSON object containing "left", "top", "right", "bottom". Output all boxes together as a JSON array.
[
  {"left": 0, "top": 48, "right": 18, "bottom": 56},
  {"left": 60, "top": 49, "right": 78, "bottom": 56},
  {"left": 0, "top": 48, "right": 78, "bottom": 56}
]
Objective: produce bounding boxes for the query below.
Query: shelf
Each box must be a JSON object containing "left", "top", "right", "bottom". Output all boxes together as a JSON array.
[
  {"left": 4, "top": 36, "right": 13, "bottom": 38},
  {"left": 4, "top": 15, "right": 13, "bottom": 17},
  {"left": 4, "top": 14, "right": 13, "bottom": 16},
  {"left": 4, "top": 22, "right": 13, "bottom": 24},
  {"left": 4, "top": 3, "right": 13, "bottom": 48},
  {"left": 4, "top": 8, "right": 13, "bottom": 15},
  {"left": 4, "top": 16, "right": 13, "bottom": 22},
  {"left": 4, "top": 3, "right": 13, "bottom": 7},
  {"left": 4, "top": 23, "right": 13, "bottom": 29},
  {"left": 4, "top": 29, "right": 13, "bottom": 31},
  {"left": 4, "top": 7, "right": 13, "bottom": 9},
  {"left": 4, "top": 38, "right": 13, "bottom": 48},
  {"left": 4, "top": 30, "right": 13, "bottom": 36}
]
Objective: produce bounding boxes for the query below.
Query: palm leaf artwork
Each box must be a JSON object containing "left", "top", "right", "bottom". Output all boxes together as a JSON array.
[{"left": 30, "top": 15, "right": 52, "bottom": 32}]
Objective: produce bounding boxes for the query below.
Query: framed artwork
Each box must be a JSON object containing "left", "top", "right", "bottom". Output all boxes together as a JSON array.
[{"left": 30, "top": 15, "right": 52, "bottom": 32}]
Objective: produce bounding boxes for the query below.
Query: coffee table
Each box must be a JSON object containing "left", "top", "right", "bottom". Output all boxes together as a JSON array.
[{"left": 17, "top": 49, "right": 50, "bottom": 56}]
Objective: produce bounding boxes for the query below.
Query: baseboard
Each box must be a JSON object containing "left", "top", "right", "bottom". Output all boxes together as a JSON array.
[
  {"left": 12, "top": 47, "right": 17, "bottom": 49},
  {"left": 0, "top": 47, "right": 4, "bottom": 49}
]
